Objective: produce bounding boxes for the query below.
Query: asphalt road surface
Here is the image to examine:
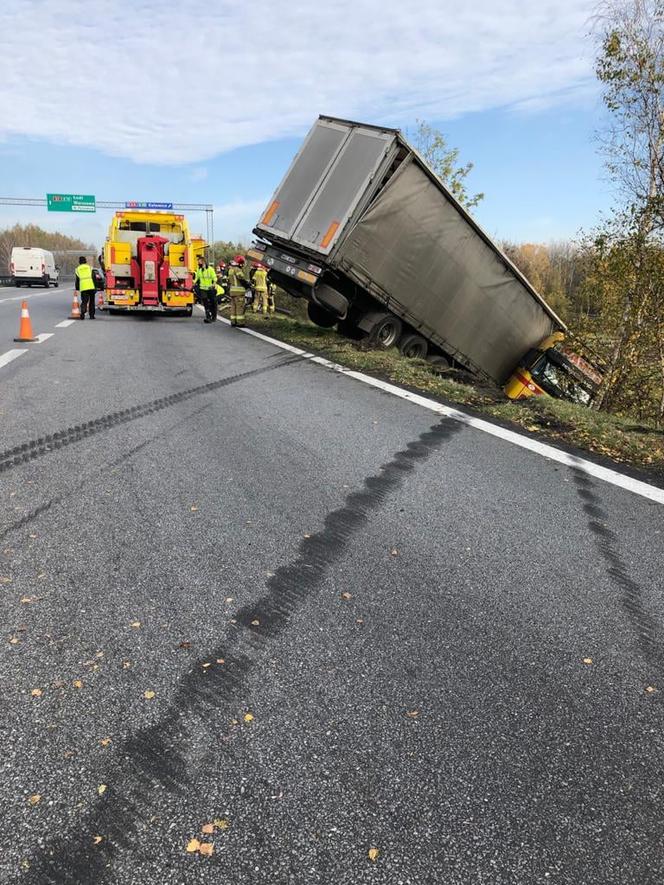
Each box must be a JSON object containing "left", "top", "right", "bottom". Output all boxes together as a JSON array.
[{"left": 1, "top": 286, "right": 663, "bottom": 884}]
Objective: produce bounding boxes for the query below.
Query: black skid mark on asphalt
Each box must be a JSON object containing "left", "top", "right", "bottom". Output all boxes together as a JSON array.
[
  {"left": 571, "top": 466, "right": 664, "bottom": 671},
  {"left": 20, "top": 418, "right": 461, "bottom": 884},
  {"left": 0, "top": 356, "right": 303, "bottom": 476},
  {"left": 0, "top": 404, "right": 213, "bottom": 544}
]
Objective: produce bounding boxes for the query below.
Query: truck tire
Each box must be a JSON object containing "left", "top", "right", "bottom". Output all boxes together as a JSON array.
[
  {"left": 368, "top": 314, "right": 402, "bottom": 349},
  {"left": 427, "top": 354, "right": 450, "bottom": 372},
  {"left": 307, "top": 301, "right": 337, "bottom": 328},
  {"left": 399, "top": 333, "right": 428, "bottom": 359},
  {"left": 43, "top": 276, "right": 49, "bottom": 288}
]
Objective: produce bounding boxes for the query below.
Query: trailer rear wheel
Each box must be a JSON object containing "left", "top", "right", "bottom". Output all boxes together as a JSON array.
[
  {"left": 427, "top": 354, "right": 450, "bottom": 372},
  {"left": 307, "top": 302, "right": 337, "bottom": 328},
  {"left": 399, "top": 334, "right": 428, "bottom": 359},
  {"left": 369, "top": 315, "right": 402, "bottom": 349}
]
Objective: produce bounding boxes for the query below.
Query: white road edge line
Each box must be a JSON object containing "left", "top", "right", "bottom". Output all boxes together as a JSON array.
[
  {"left": 34, "top": 333, "right": 54, "bottom": 343},
  {"left": 0, "top": 349, "right": 27, "bottom": 369},
  {"left": 202, "top": 309, "right": 664, "bottom": 506},
  {"left": 55, "top": 320, "right": 76, "bottom": 328}
]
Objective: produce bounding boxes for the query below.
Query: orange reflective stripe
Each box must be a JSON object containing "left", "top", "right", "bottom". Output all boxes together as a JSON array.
[
  {"left": 261, "top": 200, "right": 280, "bottom": 226},
  {"left": 321, "top": 221, "right": 340, "bottom": 249}
]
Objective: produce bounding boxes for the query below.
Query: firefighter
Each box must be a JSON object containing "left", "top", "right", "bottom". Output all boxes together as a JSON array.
[
  {"left": 75, "top": 256, "right": 96, "bottom": 319},
  {"left": 267, "top": 276, "right": 277, "bottom": 315},
  {"left": 216, "top": 263, "right": 228, "bottom": 305},
  {"left": 228, "top": 255, "right": 248, "bottom": 327},
  {"left": 194, "top": 255, "right": 218, "bottom": 323},
  {"left": 253, "top": 263, "right": 269, "bottom": 316}
]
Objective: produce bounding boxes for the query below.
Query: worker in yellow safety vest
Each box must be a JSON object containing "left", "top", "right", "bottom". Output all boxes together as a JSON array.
[
  {"left": 228, "top": 255, "right": 248, "bottom": 327},
  {"left": 75, "top": 256, "right": 97, "bottom": 319},
  {"left": 253, "top": 264, "right": 269, "bottom": 316},
  {"left": 194, "top": 256, "right": 218, "bottom": 323}
]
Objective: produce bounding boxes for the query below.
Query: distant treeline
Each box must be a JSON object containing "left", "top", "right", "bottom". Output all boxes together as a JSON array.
[{"left": 0, "top": 224, "right": 96, "bottom": 278}]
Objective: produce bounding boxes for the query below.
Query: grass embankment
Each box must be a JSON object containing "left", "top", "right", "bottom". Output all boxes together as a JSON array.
[{"left": 238, "top": 308, "right": 664, "bottom": 480}]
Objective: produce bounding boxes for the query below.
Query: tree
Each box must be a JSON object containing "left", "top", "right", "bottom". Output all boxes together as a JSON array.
[
  {"left": 411, "top": 121, "right": 484, "bottom": 210},
  {"left": 588, "top": 0, "right": 664, "bottom": 417}
]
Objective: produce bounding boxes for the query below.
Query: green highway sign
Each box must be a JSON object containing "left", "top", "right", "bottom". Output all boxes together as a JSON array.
[{"left": 47, "top": 193, "right": 96, "bottom": 213}]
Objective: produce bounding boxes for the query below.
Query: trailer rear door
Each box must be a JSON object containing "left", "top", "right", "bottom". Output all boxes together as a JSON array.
[
  {"left": 291, "top": 126, "right": 394, "bottom": 255},
  {"left": 257, "top": 119, "right": 348, "bottom": 240}
]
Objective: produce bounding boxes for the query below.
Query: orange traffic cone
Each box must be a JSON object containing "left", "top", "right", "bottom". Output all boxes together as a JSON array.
[
  {"left": 14, "top": 301, "right": 38, "bottom": 342},
  {"left": 70, "top": 294, "right": 81, "bottom": 319}
]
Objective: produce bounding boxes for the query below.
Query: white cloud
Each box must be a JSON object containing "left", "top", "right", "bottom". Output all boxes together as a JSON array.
[
  {"left": 0, "top": 0, "right": 597, "bottom": 165},
  {"left": 189, "top": 167, "right": 208, "bottom": 182}
]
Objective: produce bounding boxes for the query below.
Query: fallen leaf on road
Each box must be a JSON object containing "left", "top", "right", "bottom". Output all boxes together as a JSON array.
[
  {"left": 31, "top": 688, "right": 42, "bottom": 698},
  {"left": 0, "top": 576, "right": 12, "bottom": 584},
  {"left": 251, "top": 619, "right": 260, "bottom": 626},
  {"left": 405, "top": 710, "right": 419, "bottom": 718},
  {"left": 202, "top": 662, "right": 211, "bottom": 669},
  {"left": 122, "top": 661, "right": 132, "bottom": 669},
  {"left": 100, "top": 737, "right": 112, "bottom": 747},
  {"left": 645, "top": 685, "right": 657, "bottom": 693},
  {"left": 63, "top": 750, "right": 75, "bottom": 759},
  {"left": 9, "top": 636, "right": 20, "bottom": 645},
  {"left": 20, "top": 596, "right": 35, "bottom": 604},
  {"left": 129, "top": 621, "right": 141, "bottom": 629},
  {"left": 216, "top": 658, "right": 225, "bottom": 665},
  {"left": 28, "top": 794, "right": 41, "bottom": 806},
  {"left": 92, "top": 836, "right": 103, "bottom": 845},
  {"left": 178, "top": 641, "right": 191, "bottom": 649},
  {"left": 230, "top": 719, "right": 239, "bottom": 726},
  {"left": 304, "top": 533, "right": 311, "bottom": 539},
  {"left": 29, "top": 533, "right": 37, "bottom": 539},
  {"left": 98, "top": 784, "right": 107, "bottom": 795},
  {"left": 341, "top": 592, "right": 352, "bottom": 600},
  {"left": 244, "top": 712, "right": 254, "bottom": 723},
  {"left": 144, "top": 690, "right": 156, "bottom": 700},
  {"left": 201, "top": 823, "right": 214, "bottom": 835},
  {"left": 186, "top": 838, "right": 201, "bottom": 853},
  {"left": 583, "top": 657, "right": 593, "bottom": 665},
  {"left": 390, "top": 548, "right": 399, "bottom": 556},
  {"left": 72, "top": 680, "right": 83, "bottom": 689},
  {"left": 214, "top": 818, "right": 230, "bottom": 830},
  {"left": 368, "top": 847, "right": 380, "bottom": 861},
  {"left": 225, "top": 597, "right": 234, "bottom": 603},
  {"left": 199, "top": 842, "right": 214, "bottom": 857},
  {"left": 190, "top": 505, "right": 199, "bottom": 512},
  {"left": 356, "top": 618, "right": 364, "bottom": 624},
  {"left": 37, "top": 573, "right": 46, "bottom": 580}
]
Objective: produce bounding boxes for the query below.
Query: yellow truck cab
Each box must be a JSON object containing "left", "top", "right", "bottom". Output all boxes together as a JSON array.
[
  {"left": 504, "top": 333, "right": 603, "bottom": 405},
  {"left": 103, "top": 211, "right": 201, "bottom": 314}
]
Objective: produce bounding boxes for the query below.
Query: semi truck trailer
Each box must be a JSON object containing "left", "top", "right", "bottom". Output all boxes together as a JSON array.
[
  {"left": 248, "top": 116, "right": 601, "bottom": 403},
  {"left": 103, "top": 210, "right": 200, "bottom": 315}
]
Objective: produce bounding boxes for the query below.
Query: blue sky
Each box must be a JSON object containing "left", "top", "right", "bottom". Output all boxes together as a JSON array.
[{"left": 0, "top": 0, "right": 610, "bottom": 249}]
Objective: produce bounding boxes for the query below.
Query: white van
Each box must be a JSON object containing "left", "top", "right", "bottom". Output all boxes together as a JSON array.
[{"left": 10, "top": 247, "right": 60, "bottom": 287}]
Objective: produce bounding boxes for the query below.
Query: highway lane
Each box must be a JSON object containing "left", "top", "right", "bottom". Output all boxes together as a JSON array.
[{"left": 0, "top": 290, "right": 663, "bottom": 884}]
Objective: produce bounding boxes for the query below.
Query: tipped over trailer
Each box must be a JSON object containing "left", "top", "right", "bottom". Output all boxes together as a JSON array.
[{"left": 249, "top": 116, "right": 600, "bottom": 403}]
